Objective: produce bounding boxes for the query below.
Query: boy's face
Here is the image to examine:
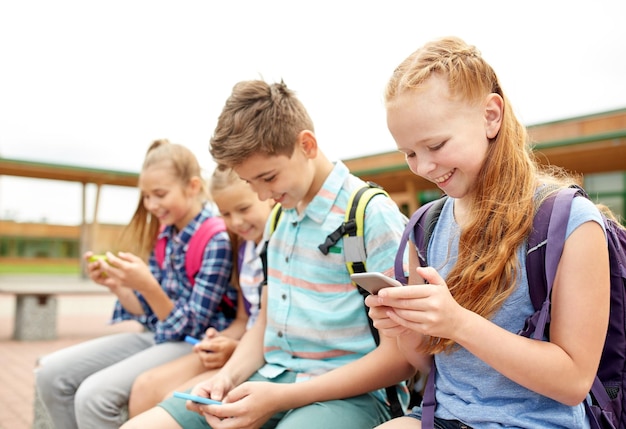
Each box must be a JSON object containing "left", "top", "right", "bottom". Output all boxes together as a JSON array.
[{"left": 233, "top": 150, "right": 314, "bottom": 211}]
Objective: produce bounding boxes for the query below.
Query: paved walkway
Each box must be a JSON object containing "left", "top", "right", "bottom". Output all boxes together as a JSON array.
[{"left": 0, "top": 275, "right": 142, "bottom": 429}]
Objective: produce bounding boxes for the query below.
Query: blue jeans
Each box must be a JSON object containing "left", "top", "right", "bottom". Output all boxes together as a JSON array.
[{"left": 408, "top": 407, "right": 474, "bottom": 429}]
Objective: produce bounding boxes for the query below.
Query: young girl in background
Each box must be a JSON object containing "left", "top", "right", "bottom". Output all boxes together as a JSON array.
[
  {"left": 366, "top": 36, "right": 611, "bottom": 428},
  {"left": 35, "top": 139, "right": 236, "bottom": 429},
  {"left": 126, "top": 166, "right": 274, "bottom": 418}
]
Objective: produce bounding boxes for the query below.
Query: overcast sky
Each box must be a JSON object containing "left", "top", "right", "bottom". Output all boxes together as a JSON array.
[{"left": 1, "top": 0, "right": 625, "bottom": 225}]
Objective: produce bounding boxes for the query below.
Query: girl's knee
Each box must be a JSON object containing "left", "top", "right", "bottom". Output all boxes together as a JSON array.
[
  {"left": 74, "top": 377, "right": 100, "bottom": 410},
  {"left": 35, "top": 357, "right": 68, "bottom": 398},
  {"left": 130, "top": 370, "right": 153, "bottom": 398}
]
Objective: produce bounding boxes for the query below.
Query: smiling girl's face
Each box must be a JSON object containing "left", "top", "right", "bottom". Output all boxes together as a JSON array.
[
  {"left": 212, "top": 179, "right": 273, "bottom": 244},
  {"left": 139, "top": 161, "right": 201, "bottom": 231},
  {"left": 386, "top": 74, "right": 501, "bottom": 203}
]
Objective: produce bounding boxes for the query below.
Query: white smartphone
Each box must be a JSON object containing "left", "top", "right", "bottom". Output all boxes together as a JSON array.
[{"left": 350, "top": 272, "right": 402, "bottom": 295}]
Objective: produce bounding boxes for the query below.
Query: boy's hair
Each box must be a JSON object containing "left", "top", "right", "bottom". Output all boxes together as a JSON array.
[
  {"left": 210, "top": 80, "right": 315, "bottom": 168},
  {"left": 119, "top": 139, "right": 208, "bottom": 260},
  {"left": 385, "top": 37, "right": 578, "bottom": 353}
]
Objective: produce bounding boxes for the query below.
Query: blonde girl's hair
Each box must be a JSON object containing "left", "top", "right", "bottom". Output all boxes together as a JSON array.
[
  {"left": 119, "top": 139, "right": 208, "bottom": 260},
  {"left": 209, "top": 80, "right": 315, "bottom": 168},
  {"left": 385, "top": 37, "right": 580, "bottom": 354},
  {"left": 209, "top": 165, "right": 245, "bottom": 287}
]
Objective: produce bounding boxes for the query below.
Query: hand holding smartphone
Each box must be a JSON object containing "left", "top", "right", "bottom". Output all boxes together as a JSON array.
[
  {"left": 88, "top": 254, "right": 109, "bottom": 264},
  {"left": 184, "top": 335, "right": 201, "bottom": 345},
  {"left": 173, "top": 391, "right": 222, "bottom": 405},
  {"left": 350, "top": 272, "right": 402, "bottom": 295}
]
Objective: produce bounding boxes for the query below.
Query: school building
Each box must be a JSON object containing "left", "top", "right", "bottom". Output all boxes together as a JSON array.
[{"left": 1, "top": 107, "right": 625, "bottom": 269}]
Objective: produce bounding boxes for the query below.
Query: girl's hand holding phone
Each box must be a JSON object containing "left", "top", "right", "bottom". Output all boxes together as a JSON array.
[
  {"left": 197, "top": 336, "right": 239, "bottom": 369},
  {"left": 84, "top": 251, "right": 113, "bottom": 285},
  {"left": 371, "top": 266, "right": 465, "bottom": 341},
  {"left": 192, "top": 328, "right": 239, "bottom": 369},
  {"left": 101, "top": 251, "right": 158, "bottom": 293}
]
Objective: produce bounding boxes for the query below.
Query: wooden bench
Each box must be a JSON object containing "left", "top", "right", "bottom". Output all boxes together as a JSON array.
[{"left": 0, "top": 280, "right": 109, "bottom": 341}]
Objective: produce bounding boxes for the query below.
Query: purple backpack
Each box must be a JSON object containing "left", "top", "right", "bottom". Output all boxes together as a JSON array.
[{"left": 394, "top": 186, "right": 626, "bottom": 429}]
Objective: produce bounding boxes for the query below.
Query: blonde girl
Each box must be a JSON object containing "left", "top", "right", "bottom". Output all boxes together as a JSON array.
[
  {"left": 124, "top": 166, "right": 274, "bottom": 422},
  {"left": 35, "top": 139, "right": 235, "bottom": 429}
]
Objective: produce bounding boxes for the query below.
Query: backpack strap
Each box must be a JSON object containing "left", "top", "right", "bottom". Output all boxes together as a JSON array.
[
  {"left": 154, "top": 217, "right": 233, "bottom": 318},
  {"left": 184, "top": 217, "right": 227, "bottom": 285},
  {"left": 257, "top": 203, "right": 284, "bottom": 309},
  {"left": 155, "top": 226, "right": 168, "bottom": 269},
  {"left": 318, "top": 182, "right": 389, "bottom": 277},
  {"left": 394, "top": 197, "right": 447, "bottom": 284},
  {"left": 154, "top": 217, "right": 227, "bottom": 285},
  {"left": 393, "top": 196, "right": 445, "bottom": 429},
  {"left": 260, "top": 204, "right": 283, "bottom": 288}
]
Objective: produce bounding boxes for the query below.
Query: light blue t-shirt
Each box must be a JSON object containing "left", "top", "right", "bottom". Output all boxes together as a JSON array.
[
  {"left": 427, "top": 195, "right": 604, "bottom": 428},
  {"left": 259, "top": 160, "right": 409, "bottom": 408}
]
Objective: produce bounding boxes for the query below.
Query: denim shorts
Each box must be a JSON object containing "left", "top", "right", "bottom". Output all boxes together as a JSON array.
[{"left": 408, "top": 407, "right": 474, "bottom": 429}]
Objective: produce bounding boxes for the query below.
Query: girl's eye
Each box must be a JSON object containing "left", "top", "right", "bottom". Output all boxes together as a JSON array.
[
  {"left": 428, "top": 142, "right": 445, "bottom": 151},
  {"left": 405, "top": 152, "right": 416, "bottom": 159},
  {"left": 263, "top": 175, "right": 276, "bottom": 183}
]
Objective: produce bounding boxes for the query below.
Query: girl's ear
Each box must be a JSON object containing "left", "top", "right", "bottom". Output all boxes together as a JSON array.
[
  {"left": 484, "top": 93, "right": 504, "bottom": 139},
  {"left": 297, "top": 130, "right": 318, "bottom": 159},
  {"left": 186, "top": 176, "right": 203, "bottom": 197}
]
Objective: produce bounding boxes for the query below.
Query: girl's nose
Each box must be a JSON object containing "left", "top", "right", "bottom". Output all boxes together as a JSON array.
[
  {"left": 143, "top": 197, "right": 158, "bottom": 211},
  {"left": 414, "top": 154, "right": 435, "bottom": 179},
  {"left": 231, "top": 213, "right": 244, "bottom": 227}
]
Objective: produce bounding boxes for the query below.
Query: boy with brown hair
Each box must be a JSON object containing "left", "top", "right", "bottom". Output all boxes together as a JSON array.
[{"left": 122, "top": 79, "right": 414, "bottom": 429}]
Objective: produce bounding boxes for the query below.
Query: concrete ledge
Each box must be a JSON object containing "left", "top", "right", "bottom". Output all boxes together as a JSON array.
[
  {"left": 0, "top": 283, "right": 110, "bottom": 296},
  {"left": 0, "top": 283, "right": 109, "bottom": 295},
  {"left": 0, "top": 276, "right": 110, "bottom": 340}
]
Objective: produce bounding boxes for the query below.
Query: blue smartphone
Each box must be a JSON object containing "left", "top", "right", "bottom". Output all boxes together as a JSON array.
[
  {"left": 173, "top": 391, "right": 222, "bottom": 405},
  {"left": 184, "top": 335, "right": 201, "bottom": 345}
]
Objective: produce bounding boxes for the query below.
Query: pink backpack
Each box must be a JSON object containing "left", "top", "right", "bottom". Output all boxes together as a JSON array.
[{"left": 154, "top": 217, "right": 226, "bottom": 285}]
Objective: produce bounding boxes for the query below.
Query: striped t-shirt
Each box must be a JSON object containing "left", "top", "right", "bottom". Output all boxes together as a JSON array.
[{"left": 259, "top": 161, "right": 408, "bottom": 406}]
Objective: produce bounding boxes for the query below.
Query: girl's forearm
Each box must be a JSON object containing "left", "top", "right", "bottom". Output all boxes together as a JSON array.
[
  {"left": 115, "top": 287, "right": 144, "bottom": 315},
  {"left": 140, "top": 284, "right": 175, "bottom": 320}
]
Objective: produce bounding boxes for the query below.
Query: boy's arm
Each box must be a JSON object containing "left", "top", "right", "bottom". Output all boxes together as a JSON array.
[{"left": 273, "top": 331, "right": 415, "bottom": 409}]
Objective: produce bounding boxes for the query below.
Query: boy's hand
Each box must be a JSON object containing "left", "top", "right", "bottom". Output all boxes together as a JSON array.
[
  {"left": 196, "top": 381, "right": 282, "bottom": 429},
  {"left": 186, "top": 373, "right": 235, "bottom": 416}
]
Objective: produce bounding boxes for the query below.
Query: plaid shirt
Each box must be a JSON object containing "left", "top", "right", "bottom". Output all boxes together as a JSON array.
[{"left": 111, "top": 204, "right": 235, "bottom": 343}]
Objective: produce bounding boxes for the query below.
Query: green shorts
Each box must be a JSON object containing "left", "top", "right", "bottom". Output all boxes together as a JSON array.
[{"left": 158, "top": 370, "right": 391, "bottom": 429}]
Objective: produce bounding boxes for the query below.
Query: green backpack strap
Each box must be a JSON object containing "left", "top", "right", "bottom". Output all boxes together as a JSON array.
[
  {"left": 268, "top": 203, "right": 283, "bottom": 235},
  {"left": 318, "top": 182, "right": 389, "bottom": 277},
  {"left": 320, "top": 182, "right": 404, "bottom": 418},
  {"left": 260, "top": 203, "right": 283, "bottom": 287}
]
